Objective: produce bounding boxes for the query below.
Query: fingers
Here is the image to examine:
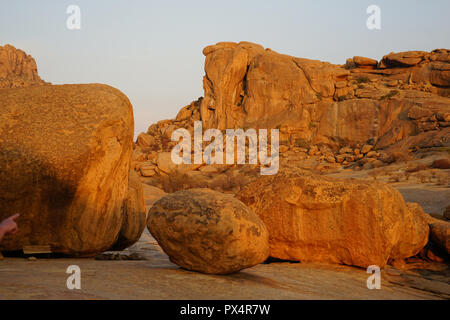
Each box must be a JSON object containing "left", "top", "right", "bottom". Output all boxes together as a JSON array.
[{"left": 8, "top": 213, "right": 20, "bottom": 221}]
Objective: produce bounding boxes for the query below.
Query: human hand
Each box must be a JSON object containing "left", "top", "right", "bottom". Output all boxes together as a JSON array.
[{"left": 0, "top": 214, "right": 20, "bottom": 237}]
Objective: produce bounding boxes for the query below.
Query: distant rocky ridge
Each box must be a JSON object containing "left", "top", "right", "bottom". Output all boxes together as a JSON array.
[
  {"left": 134, "top": 42, "right": 449, "bottom": 178},
  {"left": 198, "top": 43, "right": 450, "bottom": 137},
  {"left": 0, "top": 44, "right": 48, "bottom": 88}
]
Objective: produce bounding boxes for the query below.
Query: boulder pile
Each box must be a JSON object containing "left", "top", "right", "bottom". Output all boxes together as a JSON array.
[{"left": 133, "top": 42, "right": 450, "bottom": 178}]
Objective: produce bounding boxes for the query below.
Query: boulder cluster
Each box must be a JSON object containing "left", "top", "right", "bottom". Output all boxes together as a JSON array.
[{"left": 137, "top": 42, "right": 449, "bottom": 273}]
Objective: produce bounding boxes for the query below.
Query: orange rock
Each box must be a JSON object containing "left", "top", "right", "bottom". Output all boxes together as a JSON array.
[
  {"left": 381, "top": 51, "right": 428, "bottom": 68},
  {"left": 147, "top": 188, "right": 269, "bottom": 274},
  {"left": 136, "top": 132, "right": 156, "bottom": 147},
  {"left": 0, "top": 44, "right": 47, "bottom": 88},
  {"left": 361, "top": 144, "right": 373, "bottom": 154},
  {"left": 431, "top": 158, "right": 450, "bottom": 169},
  {"left": 237, "top": 173, "right": 429, "bottom": 268},
  {"left": 353, "top": 56, "right": 378, "bottom": 67},
  {"left": 136, "top": 44, "right": 450, "bottom": 157},
  {"left": 0, "top": 84, "right": 137, "bottom": 256},
  {"left": 408, "top": 105, "right": 433, "bottom": 120}
]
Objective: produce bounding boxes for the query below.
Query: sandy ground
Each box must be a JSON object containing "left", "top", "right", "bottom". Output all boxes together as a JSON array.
[{"left": 0, "top": 229, "right": 449, "bottom": 300}]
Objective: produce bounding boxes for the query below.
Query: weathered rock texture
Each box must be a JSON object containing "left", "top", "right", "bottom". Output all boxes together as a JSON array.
[
  {"left": 0, "top": 44, "right": 47, "bottom": 88},
  {"left": 109, "top": 170, "right": 146, "bottom": 251},
  {"left": 133, "top": 43, "right": 449, "bottom": 179},
  {"left": 0, "top": 84, "right": 138, "bottom": 256},
  {"left": 199, "top": 42, "right": 449, "bottom": 150},
  {"left": 237, "top": 172, "right": 429, "bottom": 268},
  {"left": 147, "top": 188, "right": 269, "bottom": 274}
]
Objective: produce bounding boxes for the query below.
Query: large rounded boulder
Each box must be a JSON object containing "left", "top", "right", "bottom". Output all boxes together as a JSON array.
[
  {"left": 237, "top": 172, "right": 429, "bottom": 268},
  {"left": 147, "top": 188, "right": 269, "bottom": 274},
  {"left": 0, "top": 84, "right": 140, "bottom": 256}
]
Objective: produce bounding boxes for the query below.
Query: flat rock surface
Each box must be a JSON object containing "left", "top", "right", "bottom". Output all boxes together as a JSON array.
[{"left": 0, "top": 229, "right": 448, "bottom": 300}]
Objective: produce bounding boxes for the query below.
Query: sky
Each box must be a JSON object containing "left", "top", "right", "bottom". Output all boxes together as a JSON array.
[{"left": 1, "top": 0, "right": 449, "bottom": 137}]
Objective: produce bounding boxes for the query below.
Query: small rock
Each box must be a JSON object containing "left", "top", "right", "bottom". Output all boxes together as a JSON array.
[
  {"left": 279, "top": 145, "right": 289, "bottom": 153},
  {"left": 335, "top": 81, "right": 347, "bottom": 89},
  {"left": 361, "top": 144, "right": 373, "bottom": 154},
  {"left": 335, "top": 154, "right": 346, "bottom": 163},
  {"left": 140, "top": 166, "right": 157, "bottom": 177},
  {"left": 372, "top": 160, "right": 384, "bottom": 168},
  {"left": 28, "top": 256, "right": 37, "bottom": 261},
  {"left": 326, "top": 156, "right": 336, "bottom": 163},
  {"left": 366, "top": 151, "right": 378, "bottom": 158},
  {"left": 308, "top": 145, "right": 319, "bottom": 156},
  {"left": 408, "top": 105, "right": 433, "bottom": 120},
  {"left": 136, "top": 132, "right": 156, "bottom": 147},
  {"left": 386, "top": 80, "right": 399, "bottom": 87},
  {"left": 345, "top": 154, "right": 355, "bottom": 162},
  {"left": 353, "top": 56, "right": 378, "bottom": 67},
  {"left": 432, "top": 158, "right": 450, "bottom": 169},
  {"left": 362, "top": 162, "right": 373, "bottom": 170},
  {"left": 339, "top": 146, "right": 353, "bottom": 154}
]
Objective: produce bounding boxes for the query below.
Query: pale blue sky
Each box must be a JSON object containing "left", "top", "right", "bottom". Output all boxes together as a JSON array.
[{"left": 1, "top": 0, "right": 449, "bottom": 136}]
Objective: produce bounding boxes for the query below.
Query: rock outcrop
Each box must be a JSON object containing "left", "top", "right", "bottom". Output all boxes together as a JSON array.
[
  {"left": 0, "top": 84, "right": 139, "bottom": 256},
  {"left": 133, "top": 43, "right": 449, "bottom": 180},
  {"left": 0, "top": 44, "right": 47, "bottom": 88},
  {"left": 147, "top": 188, "right": 269, "bottom": 274},
  {"left": 237, "top": 172, "right": 429, "bottom": 268},
  {"left": 199, "top": 42, "right": 450, "bottom": 150}
]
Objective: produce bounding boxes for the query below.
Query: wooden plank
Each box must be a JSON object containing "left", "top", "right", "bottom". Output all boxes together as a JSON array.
[{"left": 23, "top": 245, "right": 52, "bottom": 254}]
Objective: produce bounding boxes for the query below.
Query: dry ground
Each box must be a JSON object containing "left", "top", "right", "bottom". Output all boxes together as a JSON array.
[
  {"left": 0, "top": 230, "right": 448, "bottom": 300},
  {"left": 1, "top": 166, "right": 448, "bottom": 300}
]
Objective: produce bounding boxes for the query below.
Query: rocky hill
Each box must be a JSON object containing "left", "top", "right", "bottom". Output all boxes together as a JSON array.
[
  {"left": 134, "top": 42, "right": 449, "bottom": 182},
  {"left": 0, "top": 44, "right": 47, "bottom": 88},
  {"left": 199, "top": 43, "right": 449, "bottom": 149}
]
